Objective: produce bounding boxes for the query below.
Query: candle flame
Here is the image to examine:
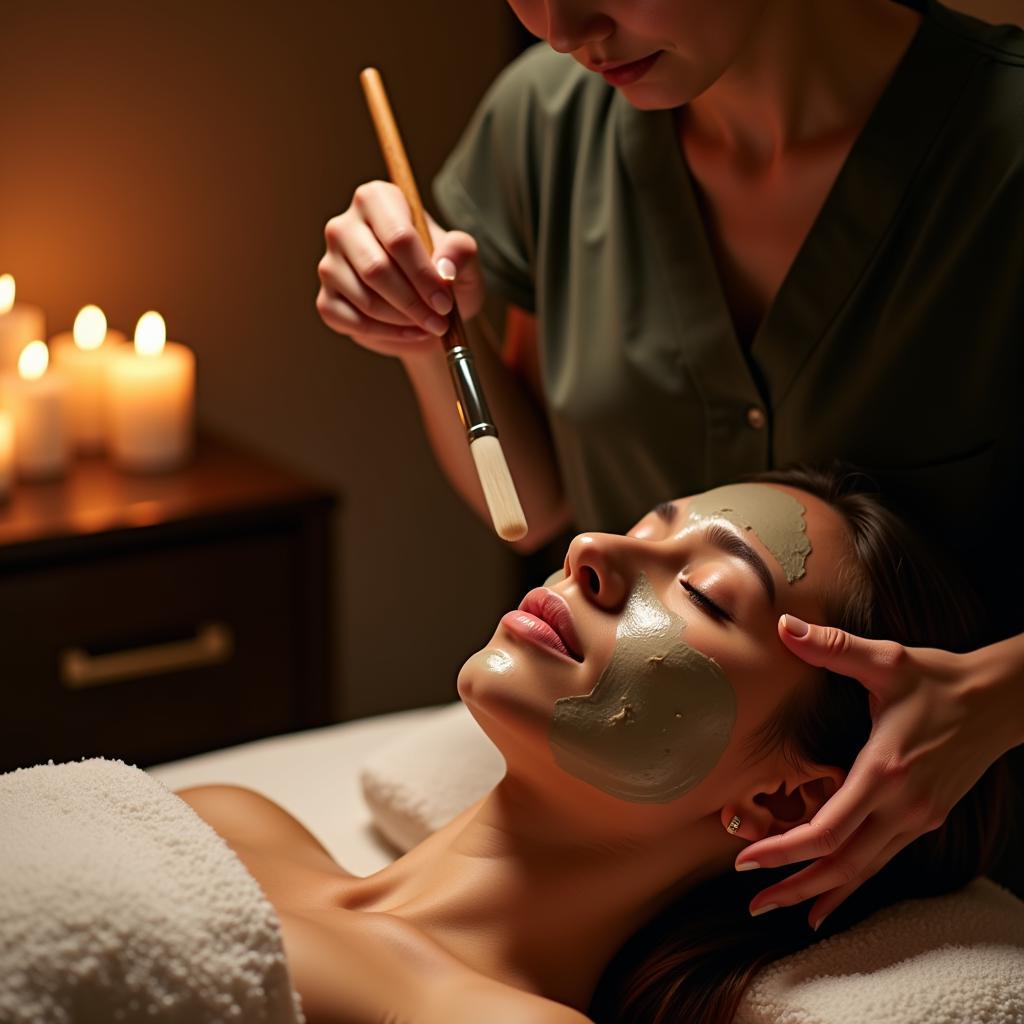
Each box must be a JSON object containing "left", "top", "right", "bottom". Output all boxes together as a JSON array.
[
  {"left": 18, "top": 340, "right": 49, "bottom": 381},
  {"left": 0, "top": 274, "right": 14, "bottom": 316},
  {"left": 73, "top": 304, "right": 107, "bottom": 351},
  {"left": 134, "top": 311, "right": 166, "bottom": 357}
]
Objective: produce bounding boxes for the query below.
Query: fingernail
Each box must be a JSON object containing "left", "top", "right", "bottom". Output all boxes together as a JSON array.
[
  {"left": 735, "top": 860, "right": 760, "bottom": 873},
  {"left": 812, "top": 913, "right": 829, "bottom": 932},
  {"left": 750, "top": 904, "right": 778, "bottom": 918},
  {"left": 783, "top": 614, "right": 809, "bottom": 638},
  {"left": 426, "top": 314, "right": 449, "bottom": 335},
  {"left": 436, "top": 257, "right": 457, "bottom": 281},
  {"left": 430, "top": 290, "right": 452, "bottom": 315}
]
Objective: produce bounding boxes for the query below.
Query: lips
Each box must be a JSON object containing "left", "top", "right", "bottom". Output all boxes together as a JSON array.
[
  {"left": 589, "top": 51, "right": 662, "bottom": 83},
  {"left": 518, "top": 587, "right": 584, "bottom": 662}
]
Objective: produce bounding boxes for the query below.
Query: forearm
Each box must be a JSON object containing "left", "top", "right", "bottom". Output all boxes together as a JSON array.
[
  {"left": 400, "top": 315, "right": 570, "bottom": 553},
  {"left": 967, "top": 630, "right": 1024, "bottom": 752}
]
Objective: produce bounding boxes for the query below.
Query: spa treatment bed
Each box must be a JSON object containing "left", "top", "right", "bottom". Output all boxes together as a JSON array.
[{"left": 2, "top": 701, "right": 1023, "bottom": 1023}]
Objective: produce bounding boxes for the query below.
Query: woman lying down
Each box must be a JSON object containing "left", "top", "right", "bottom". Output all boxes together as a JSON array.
[{"left": 178, "top": 466, "right": 1008, "bottom": 1024}]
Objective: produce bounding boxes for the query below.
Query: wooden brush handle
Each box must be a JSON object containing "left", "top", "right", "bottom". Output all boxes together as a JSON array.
[{"left": 359, "top": 66, "right": 466, "bottom": 352}]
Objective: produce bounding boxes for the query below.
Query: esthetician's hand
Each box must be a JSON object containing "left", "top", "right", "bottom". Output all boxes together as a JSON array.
[
  {"left": 316, "top": 180, "right": 486, "bottom": 356},
  {"left": 736, "top": 615, "right": 1023, "bottom": 930}
]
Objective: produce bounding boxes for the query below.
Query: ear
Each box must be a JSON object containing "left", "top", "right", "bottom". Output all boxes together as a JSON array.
[{"left": 719, "top": 763, "right": 845, "bottom": 842}]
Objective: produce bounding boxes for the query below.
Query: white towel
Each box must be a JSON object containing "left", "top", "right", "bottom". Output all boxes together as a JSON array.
[
  {"left": 0, "top": 758, "right": 304, "bottom": 1024},
  {"left": 359, "top": 700, "right": 1024, "bottom": 1024},
  {"left": 735, "top": 877, "right": 1024, "bottom": 1024},
  {"left": 359, "top": 701, "right": 506, "bottom": 852}
]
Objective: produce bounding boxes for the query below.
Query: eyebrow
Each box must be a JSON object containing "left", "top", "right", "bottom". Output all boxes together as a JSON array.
[{"left": 652, "top": 502, "right": 776, "bottom": 604}]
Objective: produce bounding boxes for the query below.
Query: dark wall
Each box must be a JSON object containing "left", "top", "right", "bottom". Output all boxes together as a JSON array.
[{"left": 0, "top": 1, "right": 525, "bottom": 720}]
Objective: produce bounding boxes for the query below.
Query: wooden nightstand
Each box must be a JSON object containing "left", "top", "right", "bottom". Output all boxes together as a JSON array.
[{"left": 0, "top": 433, "right": 337, "bottom": 773}]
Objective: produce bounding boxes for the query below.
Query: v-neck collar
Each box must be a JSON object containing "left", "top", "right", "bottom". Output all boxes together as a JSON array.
[{"left": 617, "top": 11, "right": 981, "bottom": 413}]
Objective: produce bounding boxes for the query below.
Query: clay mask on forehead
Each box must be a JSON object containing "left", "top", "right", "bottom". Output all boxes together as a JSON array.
[
  {"left": 687, "top": 483, "right": 811, "bottom": 583},
  {"left": 549, "top": 574, "right": 736, "bottom": 804}
]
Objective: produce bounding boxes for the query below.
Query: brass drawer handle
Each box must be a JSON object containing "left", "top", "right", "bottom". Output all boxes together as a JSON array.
[{"left": 60, "top": 623, "right": 234, "bottom": 689}]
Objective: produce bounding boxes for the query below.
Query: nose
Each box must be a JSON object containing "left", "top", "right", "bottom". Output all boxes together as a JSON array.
[
  {"left": 544, "top": 1, "right": 613, "bottom": 54},
  {"left": 564, "top": 531, "right": 640, "bottom": 612}
]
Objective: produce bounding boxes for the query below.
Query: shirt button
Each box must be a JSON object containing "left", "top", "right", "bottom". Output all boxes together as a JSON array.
[{"left": 746, "top": 406, "right": 767, "bottom": 430}]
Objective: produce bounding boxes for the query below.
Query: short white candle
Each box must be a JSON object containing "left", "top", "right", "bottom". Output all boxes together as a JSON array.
[
  {"left": 0, "top": 275, "right": 46, "bottom": 375},
  {"left": 2, "top": 340, "right": 70, "bottom": 481},
  {"left": 107, "top": 311, "right": 195, "bottom": 473},
  {"left": 0, "top": 409, "right": 13, "bottom": 501},
  {"left": 50, "top": 304, "right": 127, "bottom": 453}
]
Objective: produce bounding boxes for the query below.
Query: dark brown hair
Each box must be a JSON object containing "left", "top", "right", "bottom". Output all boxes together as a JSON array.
[{"left": 586, "top": 464, "right": 1010, "bottom": 1024}]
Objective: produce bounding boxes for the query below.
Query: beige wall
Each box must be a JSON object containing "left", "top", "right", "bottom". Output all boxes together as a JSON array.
[
  {"left": 0, "top": 1, "right": 524, "bottom": 720},
  {"left": 0, "top": 0, "right": 1019, "bottom": 722}
]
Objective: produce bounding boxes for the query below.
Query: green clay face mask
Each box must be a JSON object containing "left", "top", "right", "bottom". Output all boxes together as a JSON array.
[
  {"left": 687, "top": 483, "right": 811, "bottom": 583},
  {"left": 549, "top": 574, "right": 736, "bottom": 803}
]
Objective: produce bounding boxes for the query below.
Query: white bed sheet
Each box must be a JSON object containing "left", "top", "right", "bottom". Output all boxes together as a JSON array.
[{"left": 147, "top": 704, "right": 449, "bottom": 877}]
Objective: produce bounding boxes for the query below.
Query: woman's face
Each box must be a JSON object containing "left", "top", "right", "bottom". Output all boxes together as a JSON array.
[
  {"left": 505, "top": 0, "right": 769, "bottom": 109},
  {"left": 458, "top": 482, "right": 853, "bottom": 825}
]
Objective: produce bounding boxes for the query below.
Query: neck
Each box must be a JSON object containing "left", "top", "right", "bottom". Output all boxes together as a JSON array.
[
  {"left": 683, "top": 0, "right": 923, "bottom": 161},
  {"left": 345, "top": 772, "right": 734, "bottom": 1011}
]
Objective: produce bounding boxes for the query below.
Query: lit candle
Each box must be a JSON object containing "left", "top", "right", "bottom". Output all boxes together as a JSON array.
[
  {"left": 50, "top": 304, "right": 127, "bottom": 453},
  {"left": 0, "top": 275, "right": 46, "bottom": 375},
  {"left": 107, "top": 311, "right": 195, "bottom": 473},
  {"left": 0, "top": 410, "right": 13, "bottom": 501},
  {"left": 2, "top": 340, "right": 70, "bottom": 480}
]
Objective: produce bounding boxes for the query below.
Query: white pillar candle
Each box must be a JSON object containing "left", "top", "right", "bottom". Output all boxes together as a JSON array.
[
  {"left": 50, "top": 304, "right": 127, "bottom": 454},
  {"left": 0, "top": 410, "right": 13, "bottom": 501},
  {"left": 0, "top": 275, "right": 46, "bottom": 375},
  {"left": 107, "top": 311, "right": 195, "bottom": 473},
  {"left": 2, "top": 340, "right": 70, "bottom": 480}
]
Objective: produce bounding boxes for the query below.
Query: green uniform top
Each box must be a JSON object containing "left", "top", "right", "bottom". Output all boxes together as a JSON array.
[{"left": 432, "top": 2, "right": 1024, "bottom": 640}]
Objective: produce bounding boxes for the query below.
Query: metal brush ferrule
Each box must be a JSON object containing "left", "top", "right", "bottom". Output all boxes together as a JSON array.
[{"left": 446, "top": 345, "right": 497, "bottom": 441}]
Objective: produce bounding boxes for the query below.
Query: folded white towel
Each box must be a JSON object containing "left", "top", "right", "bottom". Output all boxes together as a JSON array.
[
  {"left": 359, "top": 701, "right": 506, "bottom": 851},
  {"left": 359, "top": 700, "right": 1024, "bottom": 1024},
  {"left": 735, "top": 877, "right": 1024, "bottom": 1024},
  {"left": 0, "top": 758, "right": 304, "bottom": 1024}
]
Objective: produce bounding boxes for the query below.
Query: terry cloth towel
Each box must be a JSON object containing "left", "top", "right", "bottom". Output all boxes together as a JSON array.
[
  {"left": 0, "top": 758, "right": 304, "bottom": 1024},
  {"left": 359, "top": 701, "right": 506, "bottom": 852},
  {"left": 734, "top": 877, "right": 1024, "bottom": 1024},
  {"left": 360, "top": 700, "right": 1024, "bottom": 1024}
]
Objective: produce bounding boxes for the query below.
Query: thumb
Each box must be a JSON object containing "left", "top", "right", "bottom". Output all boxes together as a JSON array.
[
  {"left": 778, "top": 615, "right": 905, "bottom": 696},
  {"left": 432, "top": 231, "right": 484, "bottom": 320}
]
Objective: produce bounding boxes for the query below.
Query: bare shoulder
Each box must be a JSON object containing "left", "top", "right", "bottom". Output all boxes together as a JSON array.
[{"left": 174, "top": 783, "right": 349, "bottom": 874}]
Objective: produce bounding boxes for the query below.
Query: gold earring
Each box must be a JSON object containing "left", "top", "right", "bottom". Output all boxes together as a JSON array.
[{"left": 727, "top": 815, "right": 741, "bottom": 835}]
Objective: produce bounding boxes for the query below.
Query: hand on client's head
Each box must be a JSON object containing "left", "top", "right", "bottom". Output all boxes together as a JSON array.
[{"left": 735, "top": 612, "right": 1019, "bottom": 931}]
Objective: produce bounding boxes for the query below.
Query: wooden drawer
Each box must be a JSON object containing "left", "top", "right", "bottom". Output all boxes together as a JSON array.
[{"left": 0, "top": 529, "right": 304, "bottom": 771}]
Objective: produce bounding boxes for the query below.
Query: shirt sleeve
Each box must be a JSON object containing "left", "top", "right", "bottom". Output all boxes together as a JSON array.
[{"left": 432, "top": 45, "right": 549, "bottom": 315}]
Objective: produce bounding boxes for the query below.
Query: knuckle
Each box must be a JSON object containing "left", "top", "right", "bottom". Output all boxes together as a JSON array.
[
  {"left": 817, "top": 826, "right": 842, "bottom": 855},
  {"left": 352, "top": 181, "right": 378, "bottom": 207},
  {"left": 875, "top": 751, "right": 910, "bottom": 786},
  {"left": 324, "top": 215, "right": 345, "bottom": 247},
  {"left": 382, "top": 224, "right": 418, "bottom": 252},
  {"left": 874, "top": 641, "right": 907, "bottom": 674},
  {"left": 359, "top": 253, "right": 390, "bottom": 283},
  {"left": 821, "top": 627, "right": 853, "bottom": 659}
]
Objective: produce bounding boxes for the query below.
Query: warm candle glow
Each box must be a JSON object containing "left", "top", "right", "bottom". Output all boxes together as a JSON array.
[
  {"left": 73, "top": 305, "right": 107, "bottom": 351},
  {"left": 134, "top": 311, "right": 166, "bottom": 357},
  {"left": 0, "top": 275, "right": 14, "bottom": 316},
  {"left": 18, "top": 340, "right": 49, "bottom": 381}
]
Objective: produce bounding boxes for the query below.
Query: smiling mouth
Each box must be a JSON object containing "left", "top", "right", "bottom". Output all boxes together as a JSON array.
[{"left": 504, "top": 587, "right": 584, "bottom": 662}]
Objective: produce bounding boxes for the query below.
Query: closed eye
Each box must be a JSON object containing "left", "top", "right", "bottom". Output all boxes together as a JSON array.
[{"left": 680, "top": 578, "right": 732, "bottom": 622}]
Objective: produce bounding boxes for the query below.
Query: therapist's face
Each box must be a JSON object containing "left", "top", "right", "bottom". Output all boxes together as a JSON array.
[
  {"left": 505, "top": 0, "right": 769, "bottom": 109},
  {"left": 458, "top": 483, "right": 853, "bottom": 823}
]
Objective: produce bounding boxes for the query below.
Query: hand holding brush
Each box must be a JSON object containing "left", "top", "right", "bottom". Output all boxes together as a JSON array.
[{"left": 357, "top": 67, "right": 528, "bottom": 543}]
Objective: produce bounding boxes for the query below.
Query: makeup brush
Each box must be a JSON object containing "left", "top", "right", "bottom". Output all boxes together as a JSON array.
[{"left": 359, "top": 67, "right": 528, "bottom": 544}]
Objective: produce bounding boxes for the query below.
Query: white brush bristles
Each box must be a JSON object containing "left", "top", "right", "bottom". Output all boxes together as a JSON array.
[{"left": 469, "top": 434, "right": 528, "bottom": 542}]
